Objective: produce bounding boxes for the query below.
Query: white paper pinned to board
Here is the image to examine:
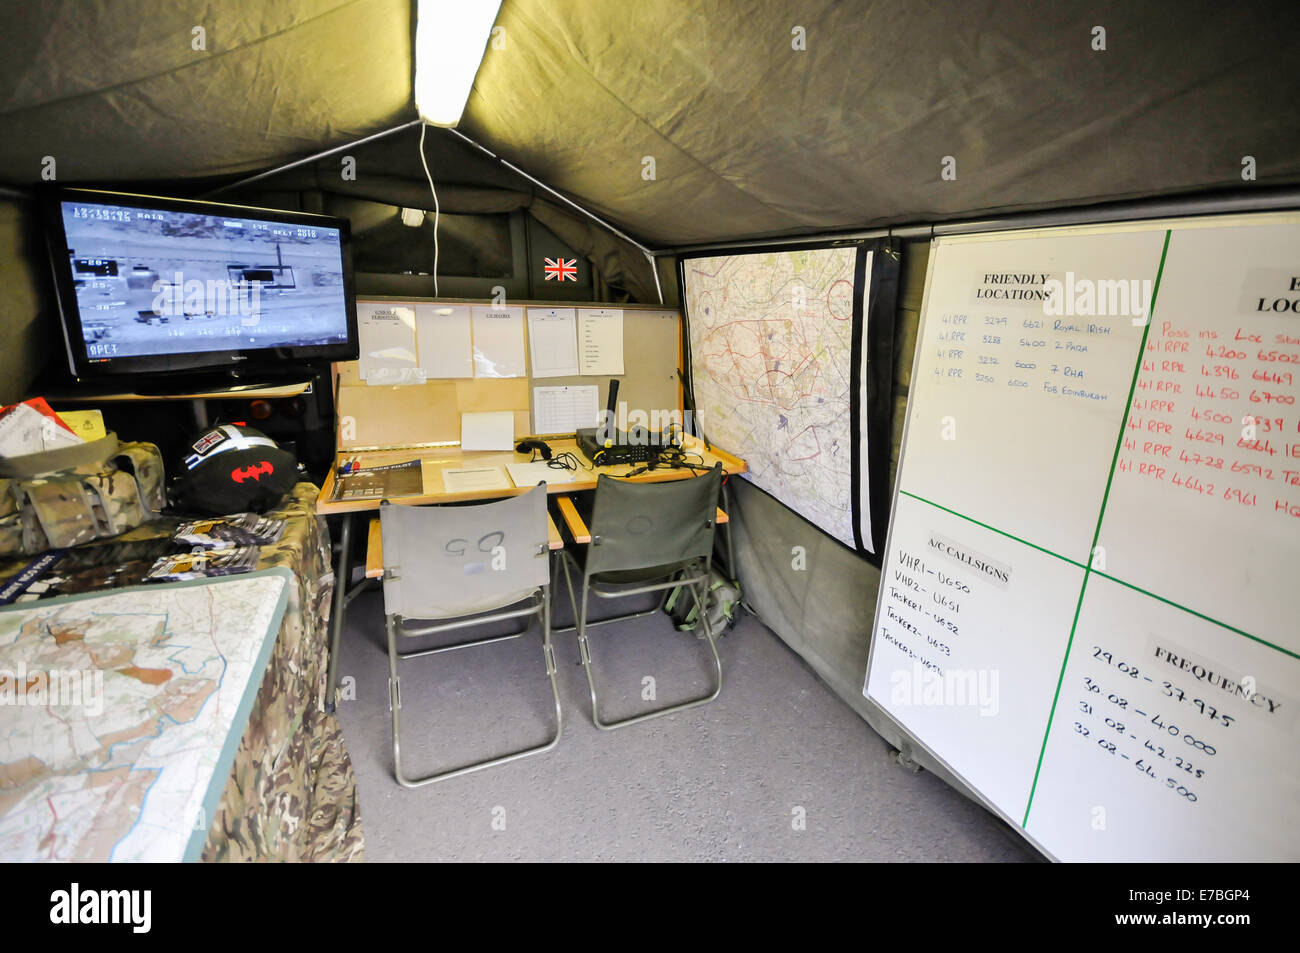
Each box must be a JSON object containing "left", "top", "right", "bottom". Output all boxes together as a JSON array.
[
  {"left": 460, "top": 411, "right": 516, "bottom": 451},
  {"left": 527, "top": 307, "right": 580, "bottom": 377},
  {"left": 578, "top": 308, "right": 624, "bottom": 375},
  {"left": 358, "top": 303, "right": 423, "bottom": 384},
  {"left": 533, "top": 385, "right": 599, "bottom": 435},
  {"left": 417, "top": 304, "right": 473, "bottom": 378},
  {"left": 471, "top": 306, "right": 526, "bottom": 378}
]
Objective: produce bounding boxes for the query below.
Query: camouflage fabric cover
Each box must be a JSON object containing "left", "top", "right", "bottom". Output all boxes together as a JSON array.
[
  {"left": 198, "top": 483, "right": 364, "bottom": 862},
  {"left": 0, "top": 440, "right": 166, "bottom": 555},
  {"left": 0, "top": 481, "right": 18, "bottom": 554},
  {"left": 0, "top": 482, "right": 365, "bottom": 862}
]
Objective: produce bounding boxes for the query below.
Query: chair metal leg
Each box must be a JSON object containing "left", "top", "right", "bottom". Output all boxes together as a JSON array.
[
  {"left": 387, "top": 592, "right": 563, "bottom": 788},
  {"left": 395, "top": 614, "right": 531, "bottom": 661},
  {"left": 552, "top": 601, "right": 665, "bottom": 633},
  {"left": 568, "top": 561, "right": 722, "bottom": 731},
  {"left": 553, "top": 556, "right": 679, "bottom": 633}
]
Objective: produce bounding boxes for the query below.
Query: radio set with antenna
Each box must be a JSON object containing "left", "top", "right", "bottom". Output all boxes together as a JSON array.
[{"left": 575, "top": 379, "right": 679, "bottom": 466}]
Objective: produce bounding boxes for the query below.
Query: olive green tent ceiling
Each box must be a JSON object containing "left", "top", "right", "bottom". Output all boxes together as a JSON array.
[
  {"left": 465, "top": 0, "right": 1300, "bottom": 246},
  {"left": 2, "top": 0, "right": 1299, "bottom": 247},
  {"left": 0, "top": 1, "right": 416, "bottom": 184}
]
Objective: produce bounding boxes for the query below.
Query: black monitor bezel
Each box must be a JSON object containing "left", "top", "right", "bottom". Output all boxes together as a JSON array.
[{"left": 41, "top": 188, "right": 360, "bottom": 380}]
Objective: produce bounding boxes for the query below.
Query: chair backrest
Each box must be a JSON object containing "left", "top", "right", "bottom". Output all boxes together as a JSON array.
[
  {"left": 379, "top": 484, "right": 550, "bottom": 620},
  {"left": 584, "top": 464, "right": 722, "bottom": 577}
]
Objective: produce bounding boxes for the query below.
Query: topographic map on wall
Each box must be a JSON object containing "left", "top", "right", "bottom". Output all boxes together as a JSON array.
[
  {"left": 0, "top": 572, "right": 288, "bottom": 862},
  {"left": 684, "top": 247, "right": 865, "bottom": 547}
]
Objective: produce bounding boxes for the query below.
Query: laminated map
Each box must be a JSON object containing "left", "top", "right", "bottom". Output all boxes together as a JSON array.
[
  {"left": 684, "top": 246, "right": 862, "bottom": 546},
  {"left": 0, "top": 570, "right": 289, "bottom": 861}
]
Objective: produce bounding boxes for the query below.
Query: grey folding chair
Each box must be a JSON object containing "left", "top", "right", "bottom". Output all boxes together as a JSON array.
[
  {"left": 378, "top": 484, "right": 561, "bottom": 787},
  {"left": 558, "top": 464, "right": 724, "bottom": 730}
]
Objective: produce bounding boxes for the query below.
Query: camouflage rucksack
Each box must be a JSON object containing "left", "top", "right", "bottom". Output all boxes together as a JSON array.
[
  {"left": 663, "top": 567, "right": 742, "bottom": 639},
  {"left": 0, "top": 434, "right": 166, "bottom": 556}
]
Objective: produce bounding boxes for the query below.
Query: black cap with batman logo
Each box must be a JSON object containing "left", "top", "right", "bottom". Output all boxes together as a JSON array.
[{"left": 171, "top": 424, "right": 297, "bottom": 515}]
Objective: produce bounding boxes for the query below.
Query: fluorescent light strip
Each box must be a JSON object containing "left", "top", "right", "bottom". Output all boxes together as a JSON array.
[{"left": 414, "top": 0, "right": 503, "bottom": 128}]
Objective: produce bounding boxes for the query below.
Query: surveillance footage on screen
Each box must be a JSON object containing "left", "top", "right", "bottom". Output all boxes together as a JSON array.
[{"left": 61, "top": 202, "right": 350, "bottom": 360}]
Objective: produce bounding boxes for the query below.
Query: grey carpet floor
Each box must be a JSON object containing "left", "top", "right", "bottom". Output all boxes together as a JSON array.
[{"left": 333, "top": 585, "right": 1041, "bottom": 862}]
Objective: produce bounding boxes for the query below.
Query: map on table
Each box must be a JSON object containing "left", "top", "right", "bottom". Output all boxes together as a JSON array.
[
  {"left": 683, "top": 246, "right": 864, "bottom": 547},
  {"left": 0, "top": 571, "right": 289, "bottom": 861}
]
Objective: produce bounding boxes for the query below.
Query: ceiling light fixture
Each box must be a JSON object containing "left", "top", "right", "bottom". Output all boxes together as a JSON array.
[{"left": 413, "top": 0, "right": 504, "bottom": 128}]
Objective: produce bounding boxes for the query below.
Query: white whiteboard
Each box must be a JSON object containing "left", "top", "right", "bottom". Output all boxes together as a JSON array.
[{"left": 864, "top": 212, "right": 1300, "bottom": 862}]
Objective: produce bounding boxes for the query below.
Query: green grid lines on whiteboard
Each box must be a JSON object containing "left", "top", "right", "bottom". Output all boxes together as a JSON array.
[{"left": 864, "top": 212, "right": 1300, "bottom": 862}]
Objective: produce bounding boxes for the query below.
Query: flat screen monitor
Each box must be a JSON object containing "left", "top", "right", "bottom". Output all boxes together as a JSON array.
[{"left": 42, "top": 189, "right": 359, "bottom": 379}]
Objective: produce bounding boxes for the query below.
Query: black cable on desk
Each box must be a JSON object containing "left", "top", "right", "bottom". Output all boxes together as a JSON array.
[{"left": 545, "top": 450, "right": 590, "bottom": 472}]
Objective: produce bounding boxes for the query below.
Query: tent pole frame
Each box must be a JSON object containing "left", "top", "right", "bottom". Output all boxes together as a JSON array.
[
  {"left": 443, "top": 127, "right": 655, "bottom": 257},
  {"left": 443, "top": 127, "right": 663, "bottom": 304},
  {"left": 655, "top": 186, "right": 1300, "bottom": 256},
  {"left": 930, "top": 187, "right": 1300, "bottom": 237},
  {"left": 36, "top": 123, "right": 1298, "bottom": 304},
  {"left": 202, "top": 120, "right": 666, "bottom": 304},
  {"left": 200, "top": 120, "right": 425, "bottom": 198}
]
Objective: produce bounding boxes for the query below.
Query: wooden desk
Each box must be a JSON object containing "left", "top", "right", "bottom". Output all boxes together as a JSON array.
[
  {"left": 319, "top": 435, "right": 746, "bottom": 710},
  {"left": 316, "top": 434, "right": 745, "bottom": 514}
]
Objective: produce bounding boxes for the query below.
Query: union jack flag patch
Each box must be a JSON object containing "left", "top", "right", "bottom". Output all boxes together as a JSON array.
[{"left": 543, "top": 257, "right": 578, "bottom": 282}]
